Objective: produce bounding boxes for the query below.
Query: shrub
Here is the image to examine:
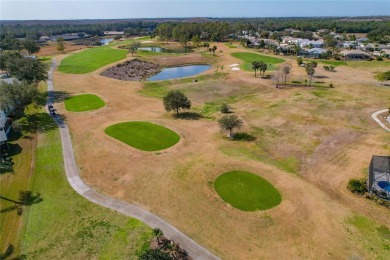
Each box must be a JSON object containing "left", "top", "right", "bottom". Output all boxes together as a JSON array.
[
  {"left": 329, "top": 83, "right": 334, "bottom": 88},
  {"left": 376, "top": 56, "right": 383, "bottom": 61},
  {"left": 347, "top": 178, "right": 367, "bottom": 194},
  {"left": 220, "top": 103, "right": 230, "bottom": 113},
  {"left": 296, "top": 57, "right": 303, "bottom": 66}
]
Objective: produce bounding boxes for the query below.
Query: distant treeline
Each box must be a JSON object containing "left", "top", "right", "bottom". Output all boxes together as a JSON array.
[{"left": 1, "top": 17, "right": 389, "bottom": 42}]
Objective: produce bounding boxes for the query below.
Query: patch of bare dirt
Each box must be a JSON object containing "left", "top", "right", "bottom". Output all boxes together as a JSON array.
[{"left": 100, "top": 59, "right": 161, "bottom": 81}]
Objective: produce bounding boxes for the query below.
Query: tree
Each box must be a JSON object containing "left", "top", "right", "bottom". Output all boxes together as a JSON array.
[
  {"left": 56, "top": 38, "right": 65, "bottom": 54},
  {"left": 375, "top": 71, "right": 390, "bottom": 82},
  {"left": 252, "top": 61, "right": 261, "bottom": 77},
  {"left": 281, "top": 63, "right": 292, "bottom": 85},
  {"left": 305, "top": 63, "right": 315, "bottom": 86},
  {"left": 140, "top": 249, "right": 172, "bottom": 260},
  {"left": 0, "top": 80, "right": 42, "bottom": 117},
  {"left": 218, "top": 114, "right": 243, "bottom": 138},
  {"left": 6, "top": 57, "right": 48, "bottom": 84},
  {"left": 203, "top": 42, "right": 209, "bottom": 51},
  {"left": 128, "top": 41, "right": 141, "bottom": 56},
  {"left": 220, "top": 103, "right": 230, "bottom": 113},
  {"left": 211, "top": 45, "right": 217, "bottom": 55},
  {"left": 191, "top": 35, "right": 200, "bottom": 46},
  {"left": 114, "top": 35, "right": 122, "bottom": 42},
  {"left": 163, "top": 90, "right": 191, "bottom": 115},
  {"left": 179, "top": 34, "right": 189, "bottom": 48},
  {"left": 152, "top": 228, "right": 164, "bottom": 244},
  {"left": 23, "top": 38, "right": 40, "bottom": 55},
  {"left": 258, "top": 61, "right": 267, "bottom": 77},
  {"left": 297, "top": 57, "right": 303, "bottom": 66}
]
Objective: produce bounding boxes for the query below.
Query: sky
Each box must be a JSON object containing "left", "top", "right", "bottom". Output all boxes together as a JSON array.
[{"left": 0, "top": 0, "right": 389, "bottom": 20}]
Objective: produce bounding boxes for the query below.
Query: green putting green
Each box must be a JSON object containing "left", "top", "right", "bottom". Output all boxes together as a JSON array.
[
  {"left": 58, "top": 46, "right": 128, "bottom": 74},
  {"left": 64, "top": 94, "right": 105, "bottom": 112},
  {"left": 231, "top": 52, "right": 285, "bottom": 71},
  {"left": 214, "top": 171, "right": 282, "bottom": 211},
  {"left": 105, "top": 121, "right": 180, "bottom": 151}
]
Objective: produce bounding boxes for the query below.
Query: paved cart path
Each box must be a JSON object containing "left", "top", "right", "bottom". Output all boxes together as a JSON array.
[
  {"left": 46, "top": 60, "right": 219, "bottom": 260},
  {"left": 372, "top": 109, "right": 390, "bottom": 132}
]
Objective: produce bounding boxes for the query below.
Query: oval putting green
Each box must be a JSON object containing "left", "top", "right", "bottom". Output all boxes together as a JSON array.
[
  {"left": 105, "top": 121, "right": 180, "bottom": 151},
  {"left": 214, "top": 171, "right": 281, "bottom": 211},
  {"left": 64, "top": 94, "right": 105, "bottom": 112}
]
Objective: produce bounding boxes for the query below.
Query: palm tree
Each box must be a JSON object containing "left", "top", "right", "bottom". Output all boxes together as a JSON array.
[
  {"left": 152, "top": 228, "right": 164, "bottom": 244},
  {"left": 252, "top": 61, "right": 261, "bottom": 77},
  {"left": 259, "top": 61, "right": 267, "bottom": 77}
]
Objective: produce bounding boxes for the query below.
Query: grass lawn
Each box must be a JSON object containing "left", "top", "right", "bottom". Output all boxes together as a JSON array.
[
  {"left": 214, "top": 171, "right": 282, "bottom": 211},
  {"left": 231, "top": 52, "right": 285, "bottom": 71},
  {"left": 304, "top": 59, "right": 348, "bottom": 66},
  {"left": 225, "top": 43, "right": 237, "bottom": 48},
  {"left": 105, "top": 121, "right": 180, "bottom": 151},
  {"left": 64, "top": 94, "right": 105, "bottom": 112},
  {"left": 58, "top": 46, "right": 128, "bottom": 74},
  {"left": 22, "top": 119, "right": 152, "bottom": 259}
]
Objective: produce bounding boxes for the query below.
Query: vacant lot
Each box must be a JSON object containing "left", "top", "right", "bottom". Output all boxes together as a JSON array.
[{"left": 52, "top": 41, "right": 390, "bottom": 259}]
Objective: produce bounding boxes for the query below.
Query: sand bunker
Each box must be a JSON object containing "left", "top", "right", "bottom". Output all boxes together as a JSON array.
[
  {"left": 101, "top": 59, "right": 161, "bottom": 81},
  {"left": 231, "top": 67, "right": 240, "bottom": 71},
  {"left": 229, "top": 63, "right": 240, "bottom": 67}
]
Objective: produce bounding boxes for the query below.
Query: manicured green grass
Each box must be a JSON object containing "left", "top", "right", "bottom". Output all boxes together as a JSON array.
[
  {"left": 58, "top": 46, "right": 128, "bottom": 74},
  {"left": 64, "top": 94, "right": 105, "bottom": 112},
  {"left": 105, "top": 121, "right": 180, "bottom": 151},
  {"left": 214, "top": 171, "right": 282, "bottom": 211},
  {"left": 22, "top": 120, "right": 152, "bottom": 259},
  {"left": 225, "top": 43, "right": 237, "bottom": 48},
  {"left": 231, "top": 52, "right": 285, "bottom": 71}
]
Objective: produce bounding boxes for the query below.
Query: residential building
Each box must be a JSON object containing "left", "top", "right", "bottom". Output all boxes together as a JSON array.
[
  {"left": 341, "top": 50, "right": 372, "bottom": 60},
  {"left": 298, "top": 48, "right": 327, "bottom": 58}
]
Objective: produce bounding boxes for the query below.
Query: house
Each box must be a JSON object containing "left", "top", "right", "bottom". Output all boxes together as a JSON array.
[
  {"left": 103, "top": 31, "right": 125, "bottom": 35},
  {"left": 368, "top": 155, "right": 390, "bottom": 200},
  {"left": 343, "top": 41, "right": 357, "bottom": 49},
  {"left": 298, "top": 48, "right": 327, "bottom": 58},
  {"left": 0, "top": 110, "right": 12, "bottom": 154},
  {"left": 341, "top": 50, "right": 372, "bottom": 60},
  {"left": 50, "top": 32, "right": 89, "bottom": 41},
  {"left": 382, "top": 49, "right": 390, "bottom": 58},
  {"left": 39, "top": 36, "right": 50, "bottom": 42}
]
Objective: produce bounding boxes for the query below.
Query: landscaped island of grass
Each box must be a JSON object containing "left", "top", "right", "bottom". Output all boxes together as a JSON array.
[
  {"left": 231, "top": 52, "right": 285, "bottom": 71},
  {"left": 64, "top": 94, "right": 105, "bottom": 112},
  {"left": 58, "top": 46, "right": 128, "bottom": 74},
  {"left": 214, "top": 171, "right": 282, "bottom": 211},
  {"left": 105, "top": 121, "right": 180, "bottom": 151}
]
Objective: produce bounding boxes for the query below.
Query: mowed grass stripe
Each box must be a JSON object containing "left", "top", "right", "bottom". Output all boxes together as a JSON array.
[
  {"left": 59, "top": 46, "right": 128, "bottom": 74},
  {"left": 214, "top": 171, "right": 281, "bottom": 211},
  {"left": 231, "top": 52, "right": 285, "bottom": 71},
  {"left": 65, "top": 94, "right": 105, "bottom": 112},
  {"left": 105, "top": 122, "right": 180, "bottom": 151}
]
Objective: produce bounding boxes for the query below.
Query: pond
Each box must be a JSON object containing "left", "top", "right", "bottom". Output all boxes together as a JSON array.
[
  {"left": 100, "top": 38, "right": 114, "bottom": 45},
  {"left": 138, "top": 46, "right": 192, "bottom": 53},
  {"left": 147, "top": 65, "right": 211, "bottom": 81}
]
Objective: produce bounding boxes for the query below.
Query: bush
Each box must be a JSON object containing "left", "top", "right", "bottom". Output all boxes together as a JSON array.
[
  {"left": 347, "top": 178, "right": 367, "bottom": 194},
  {"left": 329, "top": 83, "right": 334, "bottom": 88},
  {"left": 296, "top": 57, "right": 303, "bottom": 66},
  {"left": 220, "top": 103, "right": 230, "bottom": 113},
  {"left": 376, "top": 56, "right": 383, "bottom": 61}
]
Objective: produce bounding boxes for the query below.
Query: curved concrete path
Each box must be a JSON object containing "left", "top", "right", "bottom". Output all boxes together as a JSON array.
[
  {"left": 372, "top": 109, "right": 390, "bottom": 132},
  {"left": 46, "top": 60, "right": 219, "bottom": 260}
]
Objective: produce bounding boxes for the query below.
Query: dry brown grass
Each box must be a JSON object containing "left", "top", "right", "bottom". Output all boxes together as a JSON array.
[{"left": 52, "top": 42, "right": 390, "bottom": 259}]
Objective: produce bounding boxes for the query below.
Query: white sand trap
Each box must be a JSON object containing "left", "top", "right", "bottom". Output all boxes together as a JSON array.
[
  {"left": 141, "top": 40, "right": 154, "bottom": 43},
  {"left": 229, "top": 63, "right": 240, "bottom": 67},
  {"left": 231, "top": 67, "right": 240, "bottom": 71}
]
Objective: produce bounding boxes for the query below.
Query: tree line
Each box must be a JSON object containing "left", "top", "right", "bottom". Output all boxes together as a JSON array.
[{"left": 2, "top": 17, "right": 389, "bottom": 42}]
